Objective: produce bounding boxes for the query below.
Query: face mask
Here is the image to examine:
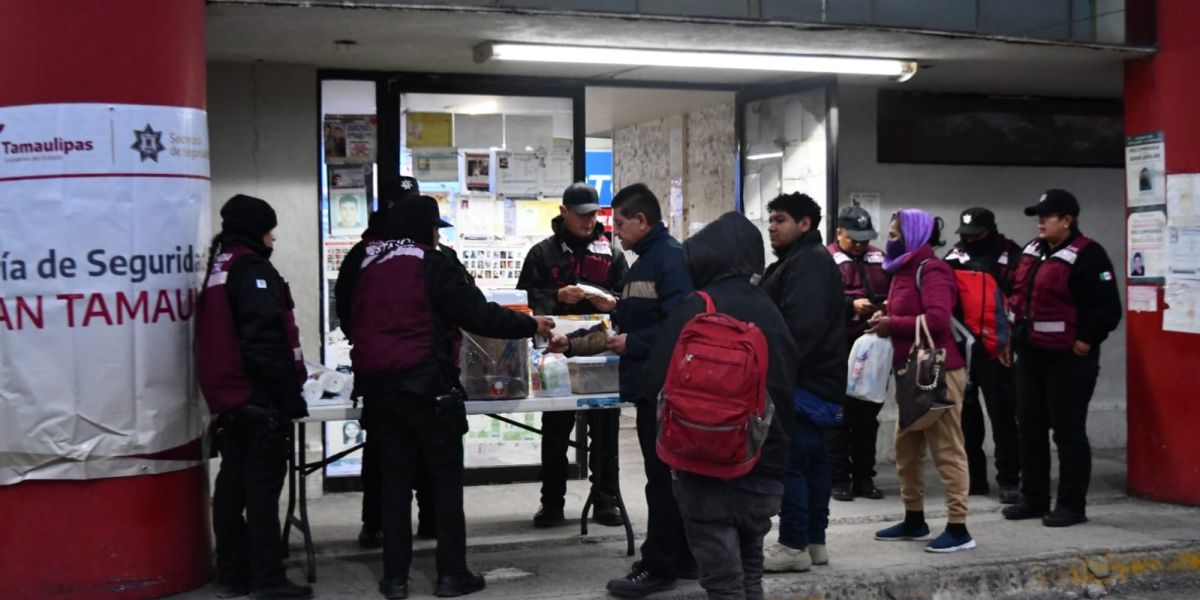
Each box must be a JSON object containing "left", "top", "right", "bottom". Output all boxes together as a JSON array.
[{"left": 885, "top": 239, "right": 906, "bottom": 261}]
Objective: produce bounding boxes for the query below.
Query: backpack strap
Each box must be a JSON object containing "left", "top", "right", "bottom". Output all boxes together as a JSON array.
[{"left": 696, "top": 291, "right": 716, "bottom": 313}]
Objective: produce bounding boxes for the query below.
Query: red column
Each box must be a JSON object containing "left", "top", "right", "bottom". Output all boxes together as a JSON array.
[
  {"left": 0, "top": 2, "right": 211, "bottom": 598},
  {"left": 1125, "top": 0, "right": 1200, "bottom": 505}
]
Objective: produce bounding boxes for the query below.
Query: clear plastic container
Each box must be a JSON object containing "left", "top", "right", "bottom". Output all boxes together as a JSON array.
[
  {"left": 567, "top": 354, "right": 620, "bottom": 394},
  {"left": 460, "top": 289, "right": 531, "bottom": 400}
]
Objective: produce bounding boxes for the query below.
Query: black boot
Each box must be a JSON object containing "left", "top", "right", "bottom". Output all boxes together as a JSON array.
[
  {"left": 434, "top": 571, "right": 486, "bottom": 597},
  {"left": 533, "top": 504, "right": 565, "bottom": 528},
  {"left": 378, "top": 577, "right": 409, "bottom": 599},
  {"left": 606, "top": 563, "right": 676, "bottom": 599},
  {"left": 853, "top": 478, "right": 884, "bottom": 499},
  {"left": 831, "top": 481, "right": 854, "bottom": 502},
  {"left": 1002, "top": 502, "right": 1049, "bottom": 520}
]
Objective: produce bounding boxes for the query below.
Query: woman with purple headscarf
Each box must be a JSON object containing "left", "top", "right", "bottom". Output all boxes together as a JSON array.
[{"left": 866, "top": 209, "right": 974, "bottom": 553}]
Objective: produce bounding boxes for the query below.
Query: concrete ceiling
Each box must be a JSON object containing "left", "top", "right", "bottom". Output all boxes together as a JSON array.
[{"left": 207, "top": 3, "right": 1150, "bottom": 133}]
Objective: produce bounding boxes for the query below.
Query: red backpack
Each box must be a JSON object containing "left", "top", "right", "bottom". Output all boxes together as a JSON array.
[{"left": 656, "top": 291, "right": 773, "bottom": 479}]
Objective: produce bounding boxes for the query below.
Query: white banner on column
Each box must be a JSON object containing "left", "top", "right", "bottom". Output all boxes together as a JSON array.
[{"left": 0, "top": 103, "right": 210, "bottom": 484}]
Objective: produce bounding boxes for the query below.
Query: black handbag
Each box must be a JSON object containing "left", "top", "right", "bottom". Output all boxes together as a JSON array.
[{"left": 895, "top": 315, "right": 953, "bottom": 432}]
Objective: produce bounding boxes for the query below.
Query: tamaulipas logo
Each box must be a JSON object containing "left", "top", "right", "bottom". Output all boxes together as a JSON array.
[{"left": 1, "top": 122, "right": 96, "bottom": 158}]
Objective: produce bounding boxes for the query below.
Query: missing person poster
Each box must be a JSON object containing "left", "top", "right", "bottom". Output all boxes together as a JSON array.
[
  {"left": 330, "top": 188, "right": 368, "bottom": 237},
  {"left": 1127, "top": 208, "right": 1167, "bottom": 283},
  {"left": 1126, "top": 132, "right": 1166, "bottom": 208},
  {"left": 323, "top": 420, "right": 366, "bottom": 478},
  {"left": 325, "top": 114, "right": 377, "bottom": 164}
]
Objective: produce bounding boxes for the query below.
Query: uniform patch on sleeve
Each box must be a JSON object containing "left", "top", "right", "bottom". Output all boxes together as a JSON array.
[
  {"left": 256, "top": 279, "right": 268, "bottom": 288},
  {"left": 1099, "top": 271, "right": 1113, "bottom": 282}
]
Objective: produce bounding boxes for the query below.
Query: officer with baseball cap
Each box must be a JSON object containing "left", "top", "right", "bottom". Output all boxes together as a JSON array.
[
  {"left": 1002, "top": 189, "right": 1122, "bottom": 528},
  {"left": 944, "top": 207, "right": 1024, "bottom": 505},
  {"left": 825, "top": 205, "right": 891, "bottom": 502}
]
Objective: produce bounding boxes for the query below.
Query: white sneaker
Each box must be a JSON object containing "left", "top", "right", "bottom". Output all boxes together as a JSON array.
[
  {"left": 808, "top": 543, "right": 829, "bottom": 566},
  {"left": 762, "top": 542, "right": 812, "bottom": 573}
]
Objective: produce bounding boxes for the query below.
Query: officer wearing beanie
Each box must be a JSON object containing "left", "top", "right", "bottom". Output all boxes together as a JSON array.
[
  {"left": 1002, "top": 190, "right": 1122, "bottom": 528},
  {"left": 517, "top": 181, "right": 629, "bottom": 529},
  {"left": 195, "top": 195, "right": 313, "bottom": 599},
  {"left": 944, "top": 207, "right": 1023, "bottom": 505},
  {"left": 340, "top": 194, "right": 555, "bottom": 599}
]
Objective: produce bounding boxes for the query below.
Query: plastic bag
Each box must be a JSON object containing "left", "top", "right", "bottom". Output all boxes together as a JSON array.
[
  {"left": 532, "top": 349, "right": 572, "bottom": 397},
  {"left": 845, "top": 333, "right": 894, "bottom": 404}
]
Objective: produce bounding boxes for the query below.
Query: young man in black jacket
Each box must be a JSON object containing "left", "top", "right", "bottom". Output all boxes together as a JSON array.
[
  {"left": 604, "top": 183, "right": 696, "bottom": 598},
  {"left": 517, "top": 182, "right": 629, "bottom": 529},
  {"left": 758, "top": 192, "right": 846, "bottom": 573},
  {"left": 341, "top": 197, "right": 554, "bottom": 599},
  {"left": 643, "top": 212, "right": 799, "bottom": 600}
]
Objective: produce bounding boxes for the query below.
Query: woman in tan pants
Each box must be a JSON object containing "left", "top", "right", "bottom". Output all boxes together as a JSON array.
[{"left": 867, "top": 209, "right": 974, "bottom": 553}]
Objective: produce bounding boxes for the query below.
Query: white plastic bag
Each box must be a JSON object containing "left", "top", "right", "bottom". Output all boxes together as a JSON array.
[{"left": 846, "top": 333, "right": 894, "bottom": 404}]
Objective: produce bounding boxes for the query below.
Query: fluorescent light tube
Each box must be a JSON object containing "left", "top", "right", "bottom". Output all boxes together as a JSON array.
[
  {"left": 746, "top": 152, "right": 784, "bottom": 160},
  {"left": 475, "top": 42, "right": 917, "bottom": 80}
]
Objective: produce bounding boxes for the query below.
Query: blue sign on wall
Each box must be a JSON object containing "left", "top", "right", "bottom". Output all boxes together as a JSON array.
[{"left": 585, "top": 150, "right": 613, "bottom": 206}]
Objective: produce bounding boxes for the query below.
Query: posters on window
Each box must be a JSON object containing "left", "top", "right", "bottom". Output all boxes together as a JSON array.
[
  {"left": 412, "top": 149, "right": 459, "bottom": 182},
  {"left": 323, "top": 420, "right": 366, "bottom": 477},
  {"left": 454, "top": 114, "right": 503, "bottom": 149},
  {"left": 329, "top": 165, "right": 368, "bottom": 190},
  {"left": 1126, "top": 132, "right": 1166, "bottom": 208},
  {"left": 466, "top": 153, "right": 491, "bottom": 191},
  {"left": 330, "top": 189, "right": 368, "bottom": 237},
  {"left": 325, "top": 114, "right": 377, "bottom": 164},
  {"left": 406, "top": 112, "right": 453, "bottom": 148},
  {"left": 1162, "top": 174, "right": 1200, "bottom": 334}
]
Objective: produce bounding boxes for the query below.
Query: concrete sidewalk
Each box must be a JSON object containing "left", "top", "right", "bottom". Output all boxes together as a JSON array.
[{"left": 176, "top": 414, "right": 1200, "bottom": 599}]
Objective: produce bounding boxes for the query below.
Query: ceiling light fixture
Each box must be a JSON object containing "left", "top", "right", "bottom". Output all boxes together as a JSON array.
[
  {"left": 747, "top": 151, "right": 785, "bottom": 161},
  {"left": 475, "top": 42, "right": 918, "bottom": 81}
]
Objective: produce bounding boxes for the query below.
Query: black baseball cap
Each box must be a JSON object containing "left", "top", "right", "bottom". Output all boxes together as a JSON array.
[
  {"left": 836, "top": 205, "right": 877, "bottom": 241},
  {"left": 563, "top": 182, "right": 601, "bottom": 214},
  {"left": 956, "top": 207, "right": 996, "bottom": 236},
  {"left": 1024, "top": 189, "right": 1080, "bottom": 217},
  {"left": 378, "top": 175, "right": 421, "bottom": 209},
  {"left": 391, "top": 195, "right": 452, "bottom": 230}
]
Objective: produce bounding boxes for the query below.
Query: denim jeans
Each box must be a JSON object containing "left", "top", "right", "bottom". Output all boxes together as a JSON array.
[
  {"left": 673, "top": 473, "right": 781, "bottom": 600},
  {"left": 778, "top": 418, "right": 831, "bottom": 549}
]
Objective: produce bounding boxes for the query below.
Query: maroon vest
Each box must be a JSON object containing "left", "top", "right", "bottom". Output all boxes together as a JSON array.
[
  {"left": 195, "top": 245, "right": 306, "bottom": 413},
  {"left": 549, "top": 236, "right": 615, "bottom": 290},
  {"left": 828, "top": 243, "right": 890, "bottom": 339},
  {"left": 349, "top": 239, "right": 434, "bottom": 376},
  {"left": 1012, "top": 235, "right": 1092, "bottom": 351}
]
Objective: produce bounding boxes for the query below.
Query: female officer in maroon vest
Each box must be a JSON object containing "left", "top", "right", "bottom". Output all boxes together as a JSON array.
[
  {"left": 1002, "top": 189, "right": 1122, "bottom": 528},
  {"left": 195, "top": 195, "right": 311, "bottom": 599}
]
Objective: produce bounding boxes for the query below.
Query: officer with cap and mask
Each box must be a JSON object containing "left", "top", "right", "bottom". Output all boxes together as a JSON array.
[
  {"left": 517, "top": 181, "right": 629, "bottom": 529},
  {"left": 341, "top": 193, "right": 555, "bottom": 599},
  {"left": 1002, "top": 190, "right": 1122, "bottom": 528},
  {"left": 196, "top": 194, "right": 313, "bottom": 599},
  {"left": 825, "top": 205, "right": 891, "bottom": 503},
  {"left": 943, "top": 207, "right": 1023, "bottom": 505}
]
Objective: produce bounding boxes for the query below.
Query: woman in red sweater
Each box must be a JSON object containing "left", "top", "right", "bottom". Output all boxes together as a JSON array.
[{"left": 866, "top": 209, "right": 974, "bottom": 553}]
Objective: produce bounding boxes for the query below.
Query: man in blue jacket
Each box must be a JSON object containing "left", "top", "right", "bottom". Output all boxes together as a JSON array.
[{"left": 603, "top": 183, "right": 696, "bottom": 598}]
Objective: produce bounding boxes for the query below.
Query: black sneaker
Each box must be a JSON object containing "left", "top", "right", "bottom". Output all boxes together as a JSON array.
[
  {"left": 359, "top": 526, "right": 384, "bottom": 549},
  {"left": 252, "top": 579, "right": 313, "bottom": 599},
  {"left": 1043, "top": 507, "right": 1088, "bottom": 528},
  {"left": 379, "top": 576, "right": 409, "bottom": 599},
  {"left": 1002, "top": 502, "right": 1049, "bottom": 521},
  {"left": 831, "top": 482, "right": 854, "bottom": 502},
  {"left": 434, "top": 571, "right": 486, "bottom": 597},
  {"left": 533, "top": 504, "right": 565, "bottom": 528},
  {"left": 998, "top": 485, "right": 1022, "bottom": 505},
  {"left": 593, "top": 504, "right": 624, "bottom": 527},
  {"left": 853, "top": 479, "right": 884, "bottom": 500},
  {"left": 606, "top": 564, "right": 677, "bottom": 598}
]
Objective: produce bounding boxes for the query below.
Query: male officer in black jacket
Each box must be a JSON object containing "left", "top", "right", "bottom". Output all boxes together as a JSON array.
[
  {"left": 643, "top": 212, "right": 799, "bottom": 600},
  {"left": 518, "top": 182, "right": 629, "bottom": 528},
  {"left": 758, "top": 192, "right": 846, "bottom": 573}
]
